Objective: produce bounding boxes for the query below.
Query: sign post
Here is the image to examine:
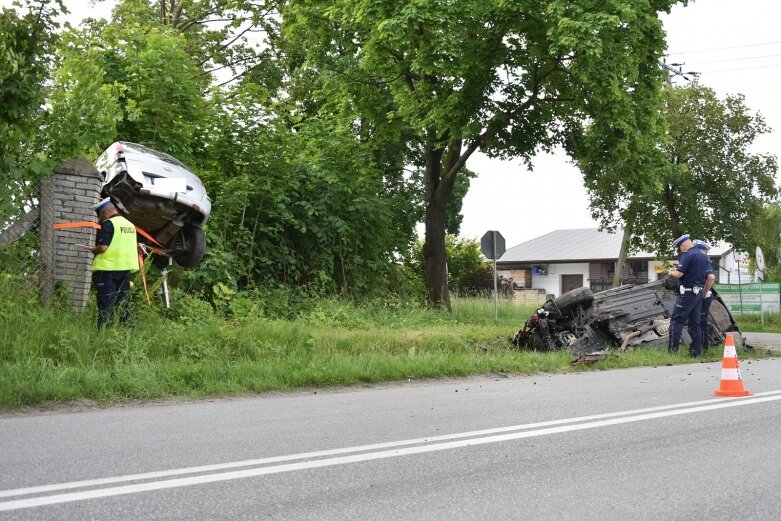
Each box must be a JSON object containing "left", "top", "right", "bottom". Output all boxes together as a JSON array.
[
  {"left": 734, "top": 251, "right": 744, "bottom": 315},
  {"left": 756, "top": 246, "right": 766, "bottom": 326},
  {"left": 481, "top": 231, "right": 506, "bottom": 321}
]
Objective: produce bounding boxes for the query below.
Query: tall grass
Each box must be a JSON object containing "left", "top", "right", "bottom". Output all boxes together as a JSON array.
[
  {"left": 0, "top": 279, "right": 766, "bottom": 410},
  {"left": 734, "top": 312, "right": 781, "bottom": 333}
]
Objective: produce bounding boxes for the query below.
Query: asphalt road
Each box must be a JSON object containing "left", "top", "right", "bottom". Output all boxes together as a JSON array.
[
  {"left": 2, "top": 356, "right": 781, "bottom": 521},
  {"left": 744, "top": 331, "right": 781, "bottom": 351}
]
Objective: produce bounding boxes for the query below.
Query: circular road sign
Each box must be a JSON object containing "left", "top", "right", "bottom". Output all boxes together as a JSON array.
[{"left": 756, "top": 246, "right": 766, "bottom": 271}]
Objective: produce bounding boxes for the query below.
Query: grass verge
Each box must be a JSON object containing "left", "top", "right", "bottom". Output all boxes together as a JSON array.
[
  {"left": 0, "top": 282, "right": 771, "bottom": 410},
  {"left": 735, "top": 312, "right": 781, "bottom": 333}
]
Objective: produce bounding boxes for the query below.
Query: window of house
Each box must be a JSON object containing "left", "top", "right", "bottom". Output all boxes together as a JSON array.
[
  {"left": 627, "top": 261, "right": 648, "bottom": 279},
  {"left": 601, "top": 262, "right": 615, "bottom": 280}
]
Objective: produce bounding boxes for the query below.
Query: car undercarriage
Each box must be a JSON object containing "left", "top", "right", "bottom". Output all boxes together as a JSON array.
[{"left": 512, "top": 279, "right": 746, "bottom": 360}]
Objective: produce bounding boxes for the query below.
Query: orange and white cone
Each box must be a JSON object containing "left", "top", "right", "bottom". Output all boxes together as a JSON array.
[{"left": 713, "top": 333, "right": 751, "bottom": 397}]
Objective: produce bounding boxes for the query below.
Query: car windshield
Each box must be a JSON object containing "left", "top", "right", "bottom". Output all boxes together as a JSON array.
[{"left": 121, "top": 142, "right": 189, "bottom": 170}]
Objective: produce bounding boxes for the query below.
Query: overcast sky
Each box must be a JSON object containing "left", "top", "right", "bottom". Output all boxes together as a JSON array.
[
  {"left": 462, "top": 0, "right": 781, "bottom": 247},
  {"left": 4, "top": 0, "right": 779, "bottom": 248}
]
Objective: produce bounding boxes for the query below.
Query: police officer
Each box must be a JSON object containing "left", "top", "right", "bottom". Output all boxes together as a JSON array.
[
  {"left": 693, "top": 239, "right": 716, "bottom": 354},
  {"left": 667, "top": 234, "right": 710, "bottom": 356},
  {"left": 80, "top": 198, "right": 140, "bottom": 328}
]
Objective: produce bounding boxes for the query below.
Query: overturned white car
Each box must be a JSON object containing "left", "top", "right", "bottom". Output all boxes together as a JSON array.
[{"left": 95, "top": 142, "right": 211, "bottom": 268}]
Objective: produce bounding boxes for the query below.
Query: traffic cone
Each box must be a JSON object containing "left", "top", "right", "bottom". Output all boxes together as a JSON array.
[{"left": 713, "top": 333, "right": 751, "bottom": 397}]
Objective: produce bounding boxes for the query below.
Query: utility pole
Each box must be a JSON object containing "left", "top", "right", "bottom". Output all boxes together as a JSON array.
[{"left": 660, "top": 57, "right": 697, "bottom": 84}]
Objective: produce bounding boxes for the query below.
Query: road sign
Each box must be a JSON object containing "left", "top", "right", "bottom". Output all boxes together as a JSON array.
[
  {"left": 480, "top": 231, "right": 505, "bottom": 260},
  {"left": 481, "top": 231, "right": 505, "bottom": 321},
  {"left": 756, "top": 246, "right": 766, "bottom": 271}
]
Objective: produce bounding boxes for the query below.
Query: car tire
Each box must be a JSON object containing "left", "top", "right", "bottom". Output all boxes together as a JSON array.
[
  {"left": 554, "top": 287, "right": 594, "bottom": 313},
  {"left": 528, "top": 331, "right": 556, "bottom": 351},
  {"left": 706, "top": 298, "right": 744, "bottom": 346},
  {"left": 174, "top": 225, "right": 206, "bottom": 268}
]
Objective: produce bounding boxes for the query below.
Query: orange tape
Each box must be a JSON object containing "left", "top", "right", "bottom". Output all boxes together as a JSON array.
[
  {"left": 138, "top": 253, "right": 151, "bottom": 306},
  {"left": 53, "top": 220, "right": 163, "bottom": 247},
  {"left": 53, "top": 221, "right": 101, "bottom": 230},
  {"left": 134, "top": 226, "right": 164, "bottom": 247}
]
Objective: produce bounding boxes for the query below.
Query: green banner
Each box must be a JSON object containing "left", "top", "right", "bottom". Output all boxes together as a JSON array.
[{"left": 717, "top": 283, "right": 780, "bottom": 314}]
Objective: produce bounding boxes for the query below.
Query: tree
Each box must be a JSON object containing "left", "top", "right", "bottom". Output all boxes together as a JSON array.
[
  {"left": 402, "top": 234, "right": 492, "bottom": 297},
  {"left": 0, "top": 0, "right": 64, "bottom": 222},
  {"left": 43, "top": 12, "right": 216, "bottom": 165},
  {"left": 109, "top": 0, "right": 281, "bottom": 89},
  {"left": 280, "top": 0, "right": 677, "bottom": 308},
  {"left": 43, "top": 29, "right": 126, "bottom": 162},
  {"left": 185, "top": 82, "right": 410, "bottom": 296},
  {"left": 747, "top": 202, "right": 781, "bottom": 282},
  {"left": 582, "top": 82, "right": 778, "bottom": 255}
]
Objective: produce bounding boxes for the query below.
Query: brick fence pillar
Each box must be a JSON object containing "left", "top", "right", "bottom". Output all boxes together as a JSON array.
[{"left": 40, "top": 158, "right": 103, "bottom": 312}]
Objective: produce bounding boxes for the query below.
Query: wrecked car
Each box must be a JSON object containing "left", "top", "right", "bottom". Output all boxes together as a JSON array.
[
  {"left": 95, "top": 142, "right": 211, "bottom": 268},
  {"left": 512, "top": 278, "right": 745, "bottom": 357}
]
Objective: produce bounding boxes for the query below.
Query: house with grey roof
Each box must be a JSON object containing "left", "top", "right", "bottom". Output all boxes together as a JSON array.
[{"left": 496, "top": 228, "right": 738, "bottom": 298}]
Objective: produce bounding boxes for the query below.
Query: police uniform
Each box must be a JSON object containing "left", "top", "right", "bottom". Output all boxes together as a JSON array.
[
  {"left": 693, "top": 240, "right": 715, "bottom": 354},
  {"left": 92, "top": 198, "right": 139, "bottom": 328},
  {"left": 668, "top": 234, "right": 710, "bottom": 356}
]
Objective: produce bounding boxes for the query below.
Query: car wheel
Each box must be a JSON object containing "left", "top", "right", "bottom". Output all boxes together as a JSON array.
[
  {"left": 528, "top": 331, "right": 556, "bottom": 351},
  {"left": 707, "top": 299, "right": 742, "bottom": 344},
  {"left": 554, "top": 287, "right": 594, "bottom": 313},
  {"left": 174, "top": 225, "right": 206, "bottom": 268}
]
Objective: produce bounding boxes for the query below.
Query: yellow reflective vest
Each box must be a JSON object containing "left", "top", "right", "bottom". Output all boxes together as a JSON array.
[{"left": 92, "top": 216, "right": 140, "bottom": 272}]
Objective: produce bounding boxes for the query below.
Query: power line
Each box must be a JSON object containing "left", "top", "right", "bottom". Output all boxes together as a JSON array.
[
  {"left": 693, "top": 53, "right": 781, "bottom": 65},
  {"left": 667, "top": 40, "right": 781, "bottom": 55},
  {"left": 698, "top": 62, "right": 781, "bottom": 74}
]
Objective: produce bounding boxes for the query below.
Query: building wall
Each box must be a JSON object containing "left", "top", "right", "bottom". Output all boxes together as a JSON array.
[
  {"left": 530, "top": 262, "right": 590, "bottom": 297},
  {"left": 500, "top": 251, "right": 740, "bottom": 297},
  {"left": 718, "top": 251, "right": 755, "bottom": 283},
  {"left": 496, "top": 268, "right": 531, "bottom": 289}
]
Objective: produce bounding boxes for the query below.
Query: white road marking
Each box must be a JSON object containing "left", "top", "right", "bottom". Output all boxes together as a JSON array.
[{"left": 2, "top": 391, "right": 780, "bottom": 511}]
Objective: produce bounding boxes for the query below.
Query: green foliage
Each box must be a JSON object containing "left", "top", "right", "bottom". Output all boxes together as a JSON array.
[
  {"left": 191, "top": 82, "right": 413, "bottom": 296},
  {"left": 44, "top": 20, "right": 212, "bottom": 164},
  {"left": 0, "top": 0, "right": 63, "bottom": 223},
  {"left": 281, "top": 0, "right": 679, "bottom": 305},
  {"left": 403, "top": 235, "right": 493, "bottom": 296},
  {"left": 735, "top": 312, "right": 781, "bottom": 333},
  {"left": 580, "top": 82, "right": 779, "bottom": 256},
  {"left": 747, "top": 202, "right": 781, "bottom": 282},
  {"left": 45, "top": 30, "right": 126, "bottom": 161},
  {"left": 33, "top": 0, "right": 418, "bottom": 300}
]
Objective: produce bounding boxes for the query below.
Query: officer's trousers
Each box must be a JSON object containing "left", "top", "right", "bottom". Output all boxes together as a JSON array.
[
  {"left": 95, "top": 270, "right": 132, "bottom": 329},
  {"left": 669, "top": 291, "right": 704, "bottom": 356}
]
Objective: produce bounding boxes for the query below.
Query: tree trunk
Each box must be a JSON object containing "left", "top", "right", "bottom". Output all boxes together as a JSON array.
[
  {"left": 423, "top": 145, "right": 449, "bottom": 309},
  {"left": 663, "top": 183, "right": 682, "bottom": 240},
  {"left": 424, "top": 194, "right": 449, "bottom": 308},
  {"left": 613, "top": 224, "right": 632, "bottom": 288},
  {"left": 422, "top": 135, "right": 477, "bottom": 309}
]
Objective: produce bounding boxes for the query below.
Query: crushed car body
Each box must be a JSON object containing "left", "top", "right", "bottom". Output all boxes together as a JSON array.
[
  {"left": 95, "top": 142, "right": 211, "bottom": 268},
  {"left": 512, "top": 278, "right": 746, "bottom": 359}
]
